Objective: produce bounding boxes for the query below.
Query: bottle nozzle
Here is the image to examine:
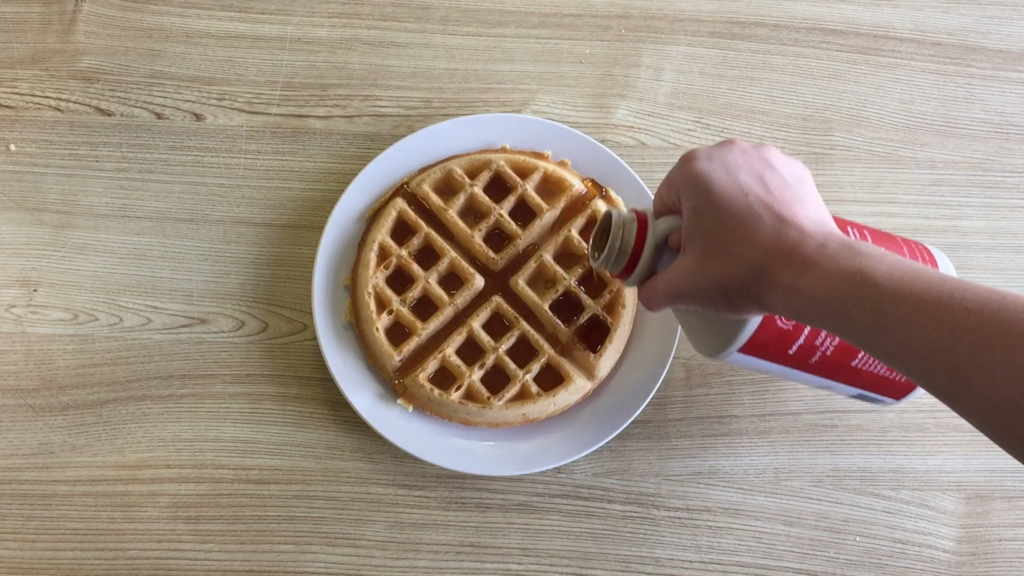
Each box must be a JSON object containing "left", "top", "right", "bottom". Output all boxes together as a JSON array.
[
  {"left": 588, "top": 209, "right": 626, "bottom": 276},
  {"left": 588, "top": 208, "right": 683, "bottom": 286},
  {"left": 589, "top": 211, "right": 614, "bottom": 265}
]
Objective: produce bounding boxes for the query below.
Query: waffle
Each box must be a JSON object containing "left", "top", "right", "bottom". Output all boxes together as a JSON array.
[
  {"left": 350, "top": 196, "right": 485, "bottom": 376},
  {"left": 350, "top": 147, "right": 636, "bottom": 427}
]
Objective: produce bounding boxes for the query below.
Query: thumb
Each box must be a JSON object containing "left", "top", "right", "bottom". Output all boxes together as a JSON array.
[{"left": 637, "top": 254, "right": 695, "bottom": 311}]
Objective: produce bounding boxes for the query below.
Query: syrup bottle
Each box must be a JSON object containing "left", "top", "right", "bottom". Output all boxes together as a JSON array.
[{"left": 588, "top": 208, "right": 957, "bottom": 404}]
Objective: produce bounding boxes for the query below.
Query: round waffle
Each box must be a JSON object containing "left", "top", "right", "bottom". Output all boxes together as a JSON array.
[{"left": 350, "top": 147, "right": 637, "bottom": 427}]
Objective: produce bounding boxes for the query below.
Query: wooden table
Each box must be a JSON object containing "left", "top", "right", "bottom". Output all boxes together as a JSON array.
[{"left": 3, "top": 1, "right": 1023, "bottom": 574}]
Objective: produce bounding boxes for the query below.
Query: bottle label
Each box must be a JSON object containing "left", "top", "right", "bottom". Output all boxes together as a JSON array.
[
  {"left": 833, "top": 217, "right": 938, "bottom": 268},
  {"left": 736, "top": 218, "right": 939, "bottom": 401}
]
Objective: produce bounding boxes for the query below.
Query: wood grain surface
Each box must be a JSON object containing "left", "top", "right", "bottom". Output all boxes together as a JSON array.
[{"left": 3, "top": 1, "right": 1024, "bottom": 574}]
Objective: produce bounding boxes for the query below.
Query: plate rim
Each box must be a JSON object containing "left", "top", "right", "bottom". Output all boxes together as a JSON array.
[{"left": 311, "top": 113, "right": 679, "bottom": 476}]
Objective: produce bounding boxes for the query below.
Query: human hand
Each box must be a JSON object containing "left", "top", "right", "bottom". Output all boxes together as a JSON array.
[{"left": 638, "top": 140, "right": 844, "bottom": 315}]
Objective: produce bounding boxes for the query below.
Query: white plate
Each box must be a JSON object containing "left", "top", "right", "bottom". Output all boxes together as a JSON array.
[{"left": 311, "top": 114, "right": 680, "bottom": 476}]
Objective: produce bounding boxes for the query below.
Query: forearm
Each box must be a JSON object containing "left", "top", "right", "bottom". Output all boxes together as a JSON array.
[{"left": 776, "top": 236, "right": 1024, "bottom": 463}]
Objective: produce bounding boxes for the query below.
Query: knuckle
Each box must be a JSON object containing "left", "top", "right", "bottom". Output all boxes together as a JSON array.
[{"left": 679, "top": 148, "right": 700, "bottom": 165}]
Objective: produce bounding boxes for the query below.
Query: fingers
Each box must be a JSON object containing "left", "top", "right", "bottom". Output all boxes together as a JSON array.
[
  {"left": 652, "top": 173, "right": 681, "bottom": 218},
  {"left": 652, "top": 150, "right": 696, "bottom": 218},
  {"left": 637, "top": 256, "right": 691, "bottom": 311},
  {"left": 667, "top": 228, "right": 682, "bottom": 250}
]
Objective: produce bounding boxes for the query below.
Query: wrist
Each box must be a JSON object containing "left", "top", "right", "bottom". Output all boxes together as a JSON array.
[{"left": 762, "top": 232, "right": 860, "bottom": 320}]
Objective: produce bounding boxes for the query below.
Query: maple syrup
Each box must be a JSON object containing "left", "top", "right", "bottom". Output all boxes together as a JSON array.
[
  {"left": 482, "top": 312, "right": 512, "bottom": 341},
  {"left": 428, "top": 365, "right": 456, "bottom": 391},
  {"left": 412, "top": 244, "right": 440, "bottom": 271},
  {"left": 575, "top": 267, "right": 607, "bottom": 299},
  {"left": 456, "top": 336, "right": 485, "bottom": 366},
  {"left": 533, "top": 363, "right": 565, "bottom": 392},
  {"left": 438, "top": 271, "right": 464, "bottom": 295},
  {"left": 549, "top": 291, "right": 585, "bottom": 326},
  {"left": 578, "top": 214, "right": 599, "bottom": 244},
  {"left": 391, "top": 217, "right": 416, "bottom": 246},
  {"left": 554, "top": 251, "right": 583, "bottom": 271},
  {"left": 385, "top": 267, "right": 415, "bottom": 296},
  {"left": 506, "top": 336, "right": 539, "bottom": 369},
  {"left": 574, "top": 314, "right": 610, "bottom": 354},
  {"left": 481, "top": 365, "right": 511, "bottom": 395},
  {"left": 385, "top": 321, "right": 412, "bottom": 347},
  {"left": 509, "top": 199, "right": 537, "bottom": 228},
  {"left": 410, "top": 295, "right": 438, "bottom": 321},
  {"left": 483, "top": 175, "right": 513, "bottom": 203},
  {"left": 483, "top": 227, "right": 511, "bottom": 253}
]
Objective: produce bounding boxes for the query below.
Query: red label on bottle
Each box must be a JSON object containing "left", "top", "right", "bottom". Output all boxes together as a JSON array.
[
  {"left": 833, "top": 217, "right": 938, "bottom": 269},
  {"left": 737, "top": 218, "right": 939, "bottom": 401}
]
